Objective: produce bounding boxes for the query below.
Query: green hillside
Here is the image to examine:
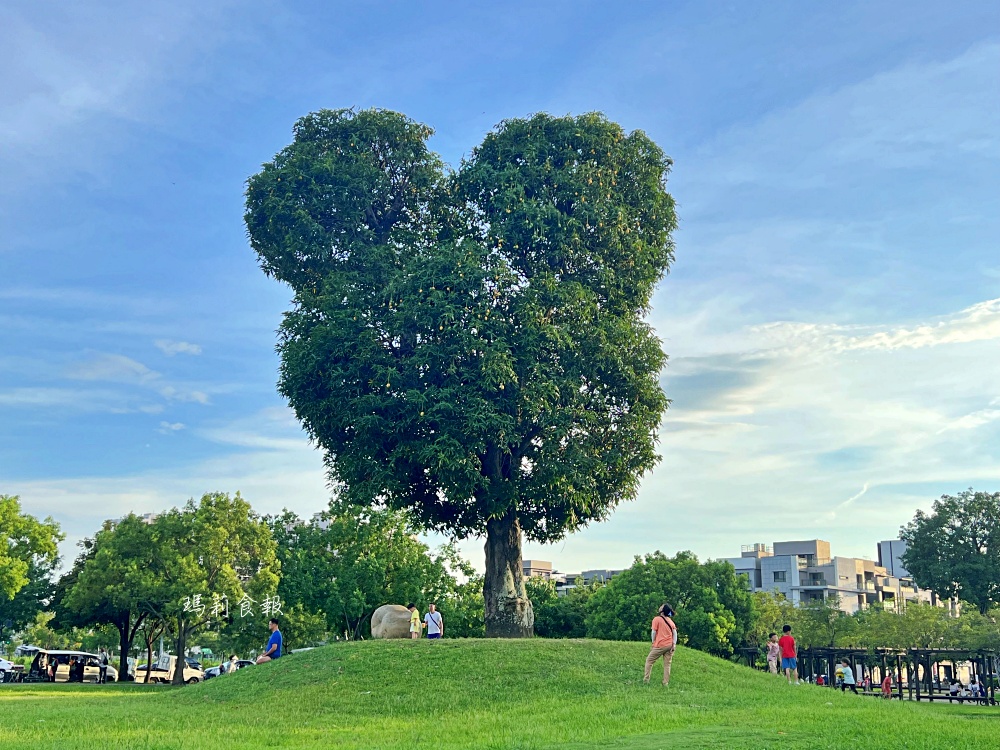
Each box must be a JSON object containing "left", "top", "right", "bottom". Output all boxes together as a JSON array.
[{"left": 1, "top": 639, "right": 995, "bottom": 749}]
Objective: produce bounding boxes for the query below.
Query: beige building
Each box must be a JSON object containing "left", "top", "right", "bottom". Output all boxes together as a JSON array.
[{"left": 725, "top": 539, "right": 940, "bottom": 614}]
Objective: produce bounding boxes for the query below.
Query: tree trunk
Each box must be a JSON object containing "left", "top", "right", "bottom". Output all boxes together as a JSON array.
[
  {"left": 144, "top": 637, "right": 154, "bottom": 684},
  {"left": 483, "top": 510, "right": 534, "bottom": 638},
  {"left": 116, "top": 619, "right": 129, "bottom": 681},
  {"left": 172, "top": 618, "right": 187, "bottom": 685}
]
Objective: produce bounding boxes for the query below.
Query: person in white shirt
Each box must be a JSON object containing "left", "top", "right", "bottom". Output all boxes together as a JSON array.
[
  {"left": 424, "top": 603, "right": 444, "bottom": 639},
  {"left": 839, "top": 660, "right": 859, "bottom": 694}
]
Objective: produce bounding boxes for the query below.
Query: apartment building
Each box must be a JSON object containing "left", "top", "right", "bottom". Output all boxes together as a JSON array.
[
  {"left": 725, "top": 539, "right": 938, "bottom": 614},
  {"left": 521, "top": 561, "right": 623, "bottom": 594}
]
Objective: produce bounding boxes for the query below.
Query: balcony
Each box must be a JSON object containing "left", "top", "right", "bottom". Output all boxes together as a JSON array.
[{"left": 798, "top": 578, "right": 829, "bottom": 588}]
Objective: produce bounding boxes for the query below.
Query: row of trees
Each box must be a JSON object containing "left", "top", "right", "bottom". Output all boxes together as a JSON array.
[
  {"left": 528, "top": 551, "right": 756, "bottom": 656},
  {"left": 2, "top": 492, "right": 483, "bottom": 685},
  {"left": 525, "top": 547, "right": 1000, "bottom": 657},
  {"left": 7, "top": 486, "right": 1000, "bottom": 673}
]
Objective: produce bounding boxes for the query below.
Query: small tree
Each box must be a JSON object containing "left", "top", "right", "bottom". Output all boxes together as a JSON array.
[
  {"left": 901, "top": 489, "right": 1000, "bottom": 614},
  {"left": 245, "top": 109, "right": 677, "bottom": 636}
]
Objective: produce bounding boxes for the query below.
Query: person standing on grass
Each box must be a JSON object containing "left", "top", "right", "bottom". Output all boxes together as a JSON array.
[
  {"left": 643, "top": 603, "right": 678, "bottom": 686},
  {"left": 424, "top": 603, "right": 444, "bottom": 640},
  {"left": 256, "top": 618, "right": 282, "bottom": 664},
  {"left": 765, "top": 633, "right": 780, "bottom": 675},
  {"left": 228, "top": 654, "right": 240, "bottom": 674},
  {"left": 839, "top": 660, "right": 859, "bottom": 694},
  {"left": 98, "top": 648, "right": 109, "bottom": 684},
  {"left": 778, "top": 625, "right": 799, "bottom": 685},
  {"left": 407, "top": 604, "right": 422, "bottom": 640}
]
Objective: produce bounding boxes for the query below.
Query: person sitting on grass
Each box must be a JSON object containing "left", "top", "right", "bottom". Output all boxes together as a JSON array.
[
  {"left": 839, "top": 660, "right": 859, "bottom": 694},
  {"left": 778, "top": 625, "right": 799, "bottom": 685},
  {"left": 256, "top": 618, "right": 282, "bottom": 664},
  {"left": 643, "top": 603, "right": 678, "bottom": 687}
]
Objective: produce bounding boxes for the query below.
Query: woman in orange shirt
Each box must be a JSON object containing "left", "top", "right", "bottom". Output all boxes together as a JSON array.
[{"left": 643, "top": 603, "right": 678, "bottom": 686}]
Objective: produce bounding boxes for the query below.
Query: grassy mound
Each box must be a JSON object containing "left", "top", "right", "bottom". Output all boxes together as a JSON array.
[{"left": 2, "top": 639, "right": 996, "bottom": 749}]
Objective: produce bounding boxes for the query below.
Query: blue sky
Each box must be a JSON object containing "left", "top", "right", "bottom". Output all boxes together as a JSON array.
[{"left": 3, "top": 0, "right": 999, "bottom": 573}]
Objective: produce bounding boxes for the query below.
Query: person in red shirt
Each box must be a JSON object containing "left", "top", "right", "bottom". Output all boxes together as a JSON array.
[
  {"left": 643, "top": 603, "right": 678, "bottom": 686},
  {"left": 777, "top": 624, "right": 798, "bottom": 685},
  {"left": 881, "top": 673, "right": 893, "bottom": 699}
]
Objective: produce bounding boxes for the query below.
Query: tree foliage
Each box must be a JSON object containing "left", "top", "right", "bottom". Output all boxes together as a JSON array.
[
  {"left": 245, "top": 108, "right": 676, "bottom": 635},
  {"left": 900, "top": 488, "right": 1000, "bottom": 614},
  {"left": 57, "top": 516, "right": 157, "bottom": 677},
  {"left": 142, "top": 493, "right": 279, "bottom": 684},
  {"left": 0, "top": 495, "right": 62, "bottom": 601},
  {"left": 526, "top": 577, "right": 595, "bottom": 639},
  {"left": 584, "top": 552, "right": 754, "bottom": 656},
  {"left": 270, "top": 501, "right": 459, "bottom": 639}
]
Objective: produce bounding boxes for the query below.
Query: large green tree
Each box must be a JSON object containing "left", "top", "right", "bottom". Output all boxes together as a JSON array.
[
  {"left": 245, "top": 108, "right": 676, "bottom": 636},
  {"left": 0, "top": 495, "right": 62, "bottom": 601},
  {"left": 900, "top": 489, "right": 1000, "bottom": 614},
  {"left": 270, "top": 501, "right": 459, "bottom": 639},
  {"left": 142, "top": 493, "right": 279, "bottom": 685},
  {"left": 57, "top": 516, "right": 157, "bottom": 678}
]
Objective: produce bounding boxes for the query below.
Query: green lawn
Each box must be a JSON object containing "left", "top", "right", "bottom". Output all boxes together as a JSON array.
[{"left": 2, "top": 639, "right": 996, "bottom": 749}]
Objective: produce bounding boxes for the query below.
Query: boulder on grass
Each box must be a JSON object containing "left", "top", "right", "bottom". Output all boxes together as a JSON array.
[{"left": 371, "top": 604, "right": 413, "bottom": 639}]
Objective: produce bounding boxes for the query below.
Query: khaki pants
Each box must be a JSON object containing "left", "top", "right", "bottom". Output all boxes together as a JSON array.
[
  {"left": 767, "top": 658, "right": 778, "bottom": 674},
  {"left": 644, "top": 646, "right": 673, "bottom": 685}
]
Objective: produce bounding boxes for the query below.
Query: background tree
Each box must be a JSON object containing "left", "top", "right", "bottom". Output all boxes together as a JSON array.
[
  {"left": 788, "top": 597, "right": 855, "bottom": 648},
  {"left": 585, "top": 552, "right": 749, "bottom": 656},
  {"left": 0, "top": 495, "right": 62, "bottom": 600},
  {"left": 526, "top": 577, "right": 595, "bottom": 639},
  {"left": 245, "top": 108, "right": 676, "bottom": 636},
  {"left": 141, "top": 493, "right": 279, "bottom": 685},
  {"left": 57, "top": 516, "right": 156, "bottom": 678},
  {"left": 270, "top": 501, "right": 458, "bottom": 639},
  {"left": 0, "top": 560, "right": 55, "bottom": 647},
  {"left": 901, "top": 489, "right": 1000, "bottom": 614}
]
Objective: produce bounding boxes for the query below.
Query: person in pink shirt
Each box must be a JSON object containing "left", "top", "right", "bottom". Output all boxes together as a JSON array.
[
  {"left": 765, "top": 633, "right": 780, "bottom": 674},
  {"left": 643, "top": 603, "right": 678, "bottom": 686}
]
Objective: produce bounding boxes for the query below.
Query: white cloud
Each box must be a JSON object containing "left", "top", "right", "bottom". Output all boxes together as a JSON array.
[
  {"left": 158, "top": 421, "right": 185, "bottom": 433},
  {"left": 62, "top": 352, "right": 212, "bottom": 406},
  {"left": 67, "top": 353, "right": 159, "bottom": 384},
  {"left": 154, "top": 339, "right": 203, "bottom": 356}
]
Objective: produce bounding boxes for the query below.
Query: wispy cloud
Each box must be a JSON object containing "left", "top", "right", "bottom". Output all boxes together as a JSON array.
[
  {"left": 67, "top": 353, "right": 159, "bottom": 384},
  {"left": 154, "top": 339, "right": 202, "bottom": 356},
  {"left": 158, "top": 421, "right": 186, "bottom": 433}
]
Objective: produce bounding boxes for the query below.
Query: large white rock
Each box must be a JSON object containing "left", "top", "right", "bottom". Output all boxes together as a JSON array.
[{"left": 371, "top": 604, "right": 413, "bottom": 639}]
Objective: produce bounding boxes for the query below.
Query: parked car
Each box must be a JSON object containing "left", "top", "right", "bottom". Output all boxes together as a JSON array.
[
  {"left": 204, "top": 660, "right": 255, "bottom": 679},
  {"left": 133, "top": 655, "right": 204, "bottom": 685},
  {"left": 25, "top": 650, "right": 118, "bottom": 683}
]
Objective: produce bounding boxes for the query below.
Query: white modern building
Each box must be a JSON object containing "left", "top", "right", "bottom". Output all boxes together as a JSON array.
[{"left": 725, "top": 539, "right": 939, "bottom": 614}]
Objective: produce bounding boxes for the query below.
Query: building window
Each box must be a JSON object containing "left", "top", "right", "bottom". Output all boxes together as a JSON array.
[{"left": 773, "top": 571, "right": 786, "bottom": 583}]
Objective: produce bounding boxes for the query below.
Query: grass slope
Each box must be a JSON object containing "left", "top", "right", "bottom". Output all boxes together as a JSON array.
[{"left": 2, "top": 640, "right": 997, "bottom": 749}]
